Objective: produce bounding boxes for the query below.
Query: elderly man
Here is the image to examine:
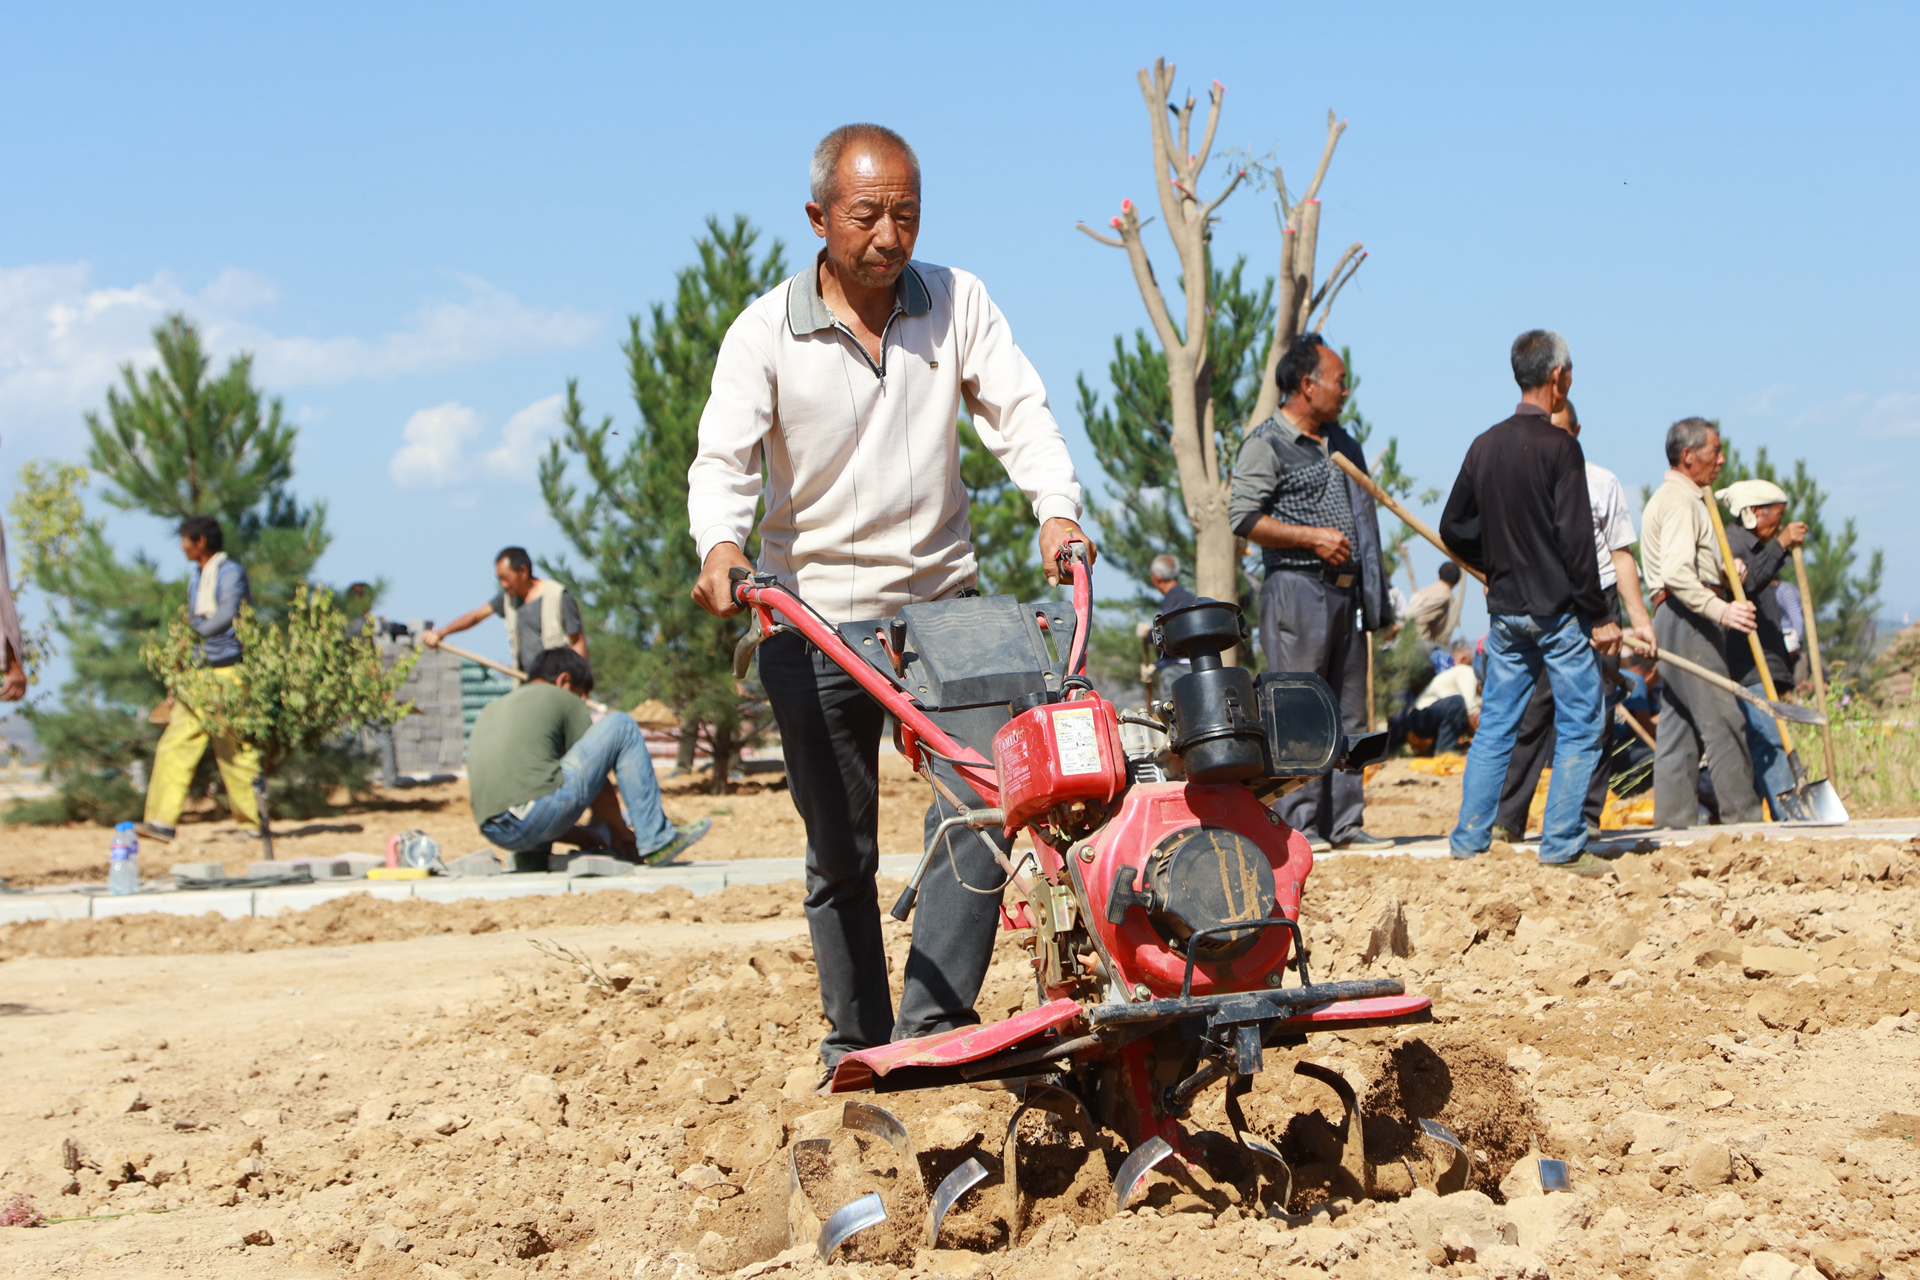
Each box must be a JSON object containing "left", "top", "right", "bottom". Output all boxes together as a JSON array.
[
  {"left": 1718, "top": 478, "right": 1809, "bottom": 815},
  {"left": 1228, "top": 334, "right": 1392, "bottom": 852},
  {"left": 1493, "top": 399, "right": 1658, "bottom": 841},
  {"left": 1407, "top": 643, "right": 1480, "bottom": 755},
  {"left": 687, "top": 123, "right": 1094, "bottom": 1071},
  {"left": 422, "top": 547, "right": 587, "bottom": 674},
  {"left": 1440, "top": 331, "right": 1620, "bottom": 875},
  {"left": 1640, "top": 418, "right": 1761, "bottom": 827},
  {"left": 1148, "top": 554, "right": 1197, "bottom": 616}
]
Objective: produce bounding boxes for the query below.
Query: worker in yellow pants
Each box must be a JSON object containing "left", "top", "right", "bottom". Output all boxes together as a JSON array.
[
  {"left": 135, "top": 515, "right": 260, "bottom": 842},
  {"left": 140, "top": 668, "right": 261, "bottom": 837}
]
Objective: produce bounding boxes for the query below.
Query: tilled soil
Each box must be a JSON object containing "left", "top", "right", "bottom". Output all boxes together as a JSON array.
[{"left": 1, "top": 832, "right": 1918, "bottom": 1279}]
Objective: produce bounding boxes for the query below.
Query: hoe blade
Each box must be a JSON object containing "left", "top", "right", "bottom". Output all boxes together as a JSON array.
[
  {"left": 841, "top": 1101, "right": 923, "bottom": 1192},
  {"left": 1417, "top": 1118, "right": 1473, "bottom": 1195}
]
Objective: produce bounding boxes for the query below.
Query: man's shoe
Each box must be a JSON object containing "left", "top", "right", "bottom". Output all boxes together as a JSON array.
[
  {"left": 1333, "top": 830, "right": 1394, "bottom": 851},
  {"left": 1489, "top": 824, "right": 1515, "bottom": 844},
  {"left": 133, "top": 822, "right": 175, "bottom": 843},
  {"left": 1306, "top": 836, "right": 1334, "bottom": 853},
  {"left": 1544, "top": 852, "right": 1613, "bottom": 878},
  {"left": 642, "top": 818, "right": 713, "bottom": 866},
  {"left": 1450, "top": 847, "right": 1482, "bottom": 861}
]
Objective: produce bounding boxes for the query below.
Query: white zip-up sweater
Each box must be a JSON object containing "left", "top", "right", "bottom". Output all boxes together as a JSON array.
[{"left": 688, "top": 255, "right": 1083, "bottom": 624}]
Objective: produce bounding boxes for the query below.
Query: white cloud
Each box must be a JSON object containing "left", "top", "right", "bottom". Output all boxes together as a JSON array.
[
  {"left": 1863, "top": 390, "right": 1920, "bottom": 438},
  {"left": 0, "top": 261, "right": 597, "bottom": 457},
  {"left": 482, "top": 393, "right": 566, "bottom": 479},
  {"left": 389, "top": 393, "right": 568, "bottom": 490},
  {"left": 389, "top": 402, "right": 482, "bottom": 489}
]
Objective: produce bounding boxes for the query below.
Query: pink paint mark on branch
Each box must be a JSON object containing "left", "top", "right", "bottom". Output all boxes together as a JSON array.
[
  {"left": 1121, "top": 198, "right": 1134, "bottom": 212},
  {"left": 1110, "top": 217, "right": 1122, "bottom": 228}
]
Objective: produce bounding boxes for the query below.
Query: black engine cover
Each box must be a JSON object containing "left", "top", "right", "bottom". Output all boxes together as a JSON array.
[{"left": 1143, "top": 825, "right": 1278, "bottom": 961}]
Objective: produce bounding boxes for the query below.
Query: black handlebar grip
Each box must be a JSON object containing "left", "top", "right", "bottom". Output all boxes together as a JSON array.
[{"left": 889, "top": 883, "right": 918, "bottom": 922}]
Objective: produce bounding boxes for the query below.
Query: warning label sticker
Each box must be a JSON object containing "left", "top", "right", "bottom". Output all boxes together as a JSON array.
[{"left": 1052, "top": 707, "right": 1103, "bottom": 776}]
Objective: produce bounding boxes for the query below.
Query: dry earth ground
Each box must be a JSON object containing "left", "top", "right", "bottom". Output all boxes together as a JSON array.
[{"left": 1, "top": 770, "right": 1918, "bottom": 1278}]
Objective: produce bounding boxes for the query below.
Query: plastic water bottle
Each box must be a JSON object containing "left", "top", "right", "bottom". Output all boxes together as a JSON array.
[{"left": 108, "top": 823, "right": 140, "bottom": 896}]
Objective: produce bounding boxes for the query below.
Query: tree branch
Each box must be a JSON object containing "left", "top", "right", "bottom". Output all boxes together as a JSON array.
[
  {"left": 1309, "top": 241, "right": 1364, "bottom": 313},
  {"left": 1201, "top": 166, "right": 1248, "bottom": 223},
  {"left": 1194, "top": 80, "right": 1225, "bottom": 178},
  {"left": 1311, "top": 249, "right": 1367, "bottom": 333},
  {"left": 1075, "top": 222, "right": 1126, "bottom": 248},
  {"left": 1301, "top": 110, "right": 1347, "bottom": 204}
]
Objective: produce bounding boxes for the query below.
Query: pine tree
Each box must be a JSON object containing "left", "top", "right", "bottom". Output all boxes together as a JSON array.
[
  {"left": 1717, "top": 442, "right": 1884, "bottom": 679},
  {"left": 956, "top": 419, "right": 1054, "bottom": 602},
  {"left": 8, "top": 316, "right": 334, "bottom": 826},
  {"left": 540, "top": 216, "right": 787, "bottom": 794}
]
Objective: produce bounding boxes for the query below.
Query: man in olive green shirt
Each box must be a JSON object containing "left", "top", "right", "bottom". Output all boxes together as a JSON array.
[{"left": 467, "top": 648, "right": 709, "bottom": 865}]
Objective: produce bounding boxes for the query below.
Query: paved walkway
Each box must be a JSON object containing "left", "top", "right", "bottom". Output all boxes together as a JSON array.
[{"left": 3, "top": 818, "right": 1912, "bottom": 926}]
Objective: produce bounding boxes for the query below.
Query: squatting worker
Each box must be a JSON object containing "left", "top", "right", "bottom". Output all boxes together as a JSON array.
[
  {"left": 1406, "top": 644, "right": 1480, "bottom": 756},
  {"left": 1439, "top": 331, "right": 1621, "bottom": 876},
  {"left": 1717, "top": 479, "right": 1808, "bottom": 816},
  {"left": 1228, "top": 334, "right": 1393, "bottom": 853},
  {"left": 134, "top": 516, "right": 261, "bottom": 843},
  {"left": 422, "top": 547, "right": 587, "bottom": 674},
  {"left": 465, "top": 648, "right": 710, "bottom": 867},
  {"left": 1493, "top": 399, "right": 1659, "bottom": 842},
  {"left": 1640, "top": 418, "right": 1761, "bottom": 827},
  {"left": 685, "top": 124, "right": 1094, "bottom": 1072}
]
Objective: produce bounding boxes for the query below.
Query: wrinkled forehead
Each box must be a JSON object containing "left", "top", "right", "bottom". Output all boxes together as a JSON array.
[{"left": 839, "top": 144, "right": 918, "bottom": 193}]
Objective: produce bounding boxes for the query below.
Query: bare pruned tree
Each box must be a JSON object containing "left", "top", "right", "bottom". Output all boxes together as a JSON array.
[
  {"left": 1245, "top": 112, "right": 1367, "bottom": 429},
  {"left": 1079, "top": 60, "right": 1364, "bottom": 612},
  {"left": 1077, "top": 59, "right": 1249, "bottom": 609}
]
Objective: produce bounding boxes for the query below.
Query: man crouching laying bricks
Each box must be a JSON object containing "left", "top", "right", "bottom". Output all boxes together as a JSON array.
[{"left": 687, "top": 123, "right": 1094, "bottom": 1076}]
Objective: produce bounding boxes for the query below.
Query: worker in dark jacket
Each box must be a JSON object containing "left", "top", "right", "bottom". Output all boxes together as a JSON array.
[
  {"left": 1717, "top": 479, "right": 1808, "bottom": 816},
  {"left": 1439, "top": 330, "right": 1621, "bottom": 875},
  {"left": 1228, "top": 334, "right": 1393, "bottom": 852}
]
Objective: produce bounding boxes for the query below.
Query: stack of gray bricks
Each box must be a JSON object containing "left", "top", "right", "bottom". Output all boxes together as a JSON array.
[{"left": 381, "top": 631, "right": 468, "bottom": 780}]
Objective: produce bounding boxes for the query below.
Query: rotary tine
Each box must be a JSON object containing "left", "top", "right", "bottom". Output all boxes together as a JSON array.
[
  {"left": 1114, "top": 1135, "right": 1175, "bottom": 1213},
  {"left": 841, "top": 1101, "right": 924, "bottom": 1192},
  {"left": 817, "top": 1193, "right": 887, "bottom": 1263},
  {"left": 1225, "top": 1074, "right": 1292, "bottom": 1215},
  {"left": 1417, "top": 1118, "right": 1474, "bottom": 1195},
  {"left": 1000, "top": 1082, "right": 1099, "bottom": 1244},
  {"left": 787, "top": 1137, "right": 828, "bottom": 1249},
  {"left": 1294, "top": 1062, "right": 1370, "bottom": 1198},
  {"left": 928, "top": 1158, "right": 990, "bottom": 1247}
]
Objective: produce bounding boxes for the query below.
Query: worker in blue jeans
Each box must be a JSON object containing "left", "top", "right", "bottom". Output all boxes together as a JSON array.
[
  {"left": 465, "top": 647, "right": 710, "bottom": 866},
  {"left": 1438, "top": 330, "right": 1620, "bottom": 876},
  {"left": 1453, "top": 614, "right": 1604, "bottom": 864}
]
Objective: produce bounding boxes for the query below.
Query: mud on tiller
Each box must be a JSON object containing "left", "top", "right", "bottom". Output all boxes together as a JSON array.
[{"left": 729, "top": 544, "right": 1434, "bottom": 1246}]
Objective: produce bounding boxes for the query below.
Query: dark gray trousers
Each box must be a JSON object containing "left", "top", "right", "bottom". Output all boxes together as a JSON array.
[
  {"left": 1653, "top": 601, "right": 1761, "bottom": 827},
  {"left": 1259, "top": 570, "right": 1368, "bottom": 842},
  {"left": 758, "top": 632, "right": 1010, "bottom": 1066}
]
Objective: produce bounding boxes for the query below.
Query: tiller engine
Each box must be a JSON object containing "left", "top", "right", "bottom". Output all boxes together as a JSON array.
[{"left": 729, "top": 545, "right": 1433, "bottom": 1245}]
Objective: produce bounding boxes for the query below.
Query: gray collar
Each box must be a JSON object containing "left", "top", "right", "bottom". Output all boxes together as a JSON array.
[{"left": 786, "top": 250, "right": 931, "bottom": 334}]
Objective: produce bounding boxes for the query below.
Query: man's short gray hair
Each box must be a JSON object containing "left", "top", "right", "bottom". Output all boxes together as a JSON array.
[
  {"left": 1150, "top": 554, "right": 1180, "bottom": 582},
  {"left": 1510, "top": 329, "right": 1571, "bottom": 391},
  {"left": 1666, "top": 416, "right": 1719, "bottom": 466},
  {"left": 810, "top": 124, "right": 921, "bottom": 208}
]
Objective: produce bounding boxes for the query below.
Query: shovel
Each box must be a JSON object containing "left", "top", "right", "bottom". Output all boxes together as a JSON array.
[
  {"left": 1703, "top": 498, "right": 1847, "bottom": 824},
  {"left": 1792, "top": 546, "right": 1841, "bottom": 785}
]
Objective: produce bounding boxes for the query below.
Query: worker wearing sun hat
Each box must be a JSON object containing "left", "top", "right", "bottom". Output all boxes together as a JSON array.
[{"left": 1715, "top": 478, "right": 1808, "bottom": 816}]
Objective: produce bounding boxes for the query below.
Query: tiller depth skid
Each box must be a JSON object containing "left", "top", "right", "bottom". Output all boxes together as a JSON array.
[{"left": 730, "top": 545, "right": 1432, "bottom": 1241}]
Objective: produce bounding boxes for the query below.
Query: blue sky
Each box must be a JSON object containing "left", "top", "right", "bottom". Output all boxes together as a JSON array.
[{"left": 4, "top": 1, "right": 1917, "bottom": 684}]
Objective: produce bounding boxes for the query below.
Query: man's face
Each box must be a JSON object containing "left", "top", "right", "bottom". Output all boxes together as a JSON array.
[
  {"left": 1681, "top": 430, "right": 1725, "bottom": 485},
  {"left": 496, "top": 559, "right": 534, "bottom": 598},
  {"left": 1752, "top": 502, "right": 1786, "bottom": 540},
  {"left": 1301, "top": 346, "right": 1348, "bottom": 424},
  {"left": 808, "top": 145, "right": 920, "bottom": 290},
  {"left": 180, "top": 534, "right": 208, "bottom": 563},
  {"left": 1550, "top": 406, "right": 1579, "bottom": 438}
]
